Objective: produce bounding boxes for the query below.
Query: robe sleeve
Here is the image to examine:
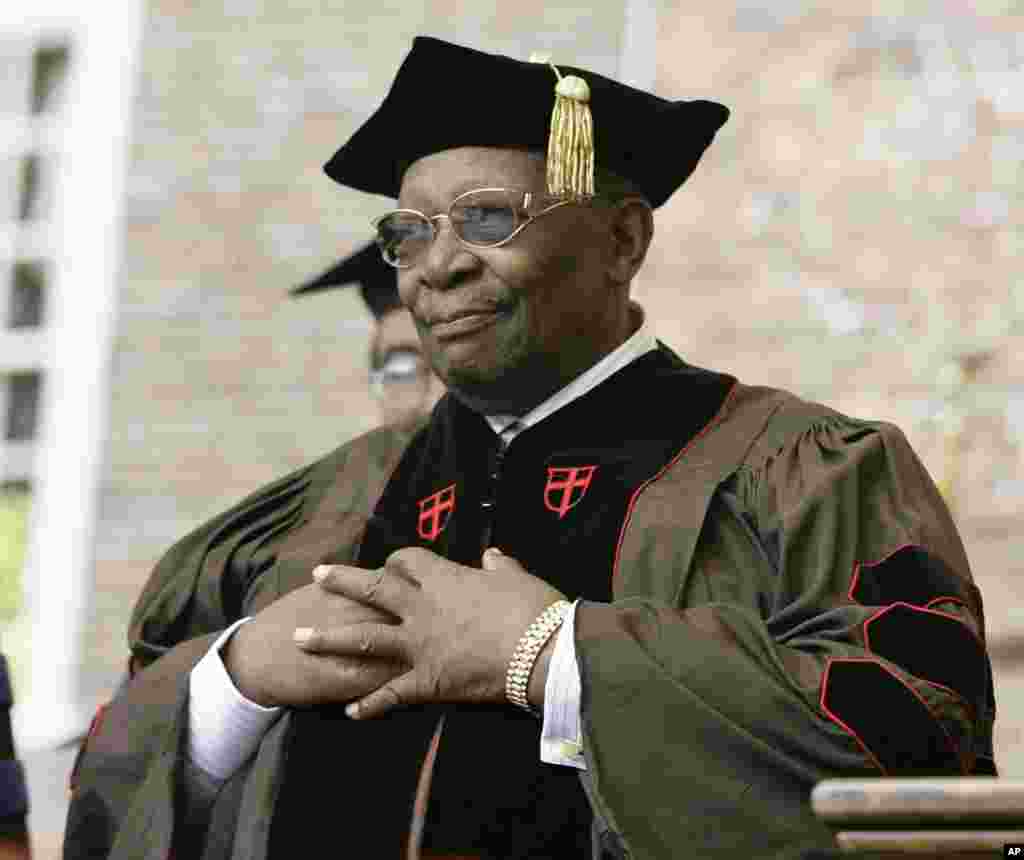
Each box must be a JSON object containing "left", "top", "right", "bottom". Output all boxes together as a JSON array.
[
  {"left": 64, "top": 462, "right": 316, "bottom": 860},
  {"left": 573, "top": 415, "right": 995, "bottom": 860},
  {"left": 65, "top": 415, "right": 420, "bottom": 860}
]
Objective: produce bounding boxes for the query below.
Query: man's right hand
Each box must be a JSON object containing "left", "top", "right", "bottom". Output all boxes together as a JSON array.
[{"left": 222, "top": 582, "right": 406, "bottom": 709}]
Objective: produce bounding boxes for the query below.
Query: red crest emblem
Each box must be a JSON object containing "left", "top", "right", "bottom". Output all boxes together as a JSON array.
[
  {"left": 544, "top": 466, "right": 597, "bottom": 520},
  {"left": 417, "top": 483, "right": 456, "bottom": 541}
]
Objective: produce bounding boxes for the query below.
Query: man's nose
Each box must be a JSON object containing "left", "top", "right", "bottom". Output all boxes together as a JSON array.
[{"left": 420, "top": 215, "right": 478, "bottom": 289}]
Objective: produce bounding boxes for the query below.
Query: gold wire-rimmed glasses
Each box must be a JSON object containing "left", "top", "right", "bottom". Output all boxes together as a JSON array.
[{"left": 371, "top": 187, "right": 591, "bottom": 269}]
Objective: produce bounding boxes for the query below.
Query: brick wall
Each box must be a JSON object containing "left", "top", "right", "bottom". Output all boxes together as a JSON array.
[
  {"left": 83, "top": 0, "right": 1024, "bottom": 779},
  {"left": 81, "top": 0, "right": 629, "bottom": 700},
  {"left": 651, "top": 1, "right": 1024, "bottom": 773}
]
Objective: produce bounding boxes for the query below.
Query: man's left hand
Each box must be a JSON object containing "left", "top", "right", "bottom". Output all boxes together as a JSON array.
[{"left": 300, "top": 547, "right": 565, "bottom": 719}]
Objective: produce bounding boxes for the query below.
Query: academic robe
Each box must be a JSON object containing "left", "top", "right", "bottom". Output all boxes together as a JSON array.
[{"left": 65, "top": 345, "right": 996, "bottom": 860}]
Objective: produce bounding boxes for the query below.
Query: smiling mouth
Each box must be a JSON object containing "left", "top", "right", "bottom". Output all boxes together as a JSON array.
[{"left": 430, "top": 312, "right": 501, "bottom": 341}]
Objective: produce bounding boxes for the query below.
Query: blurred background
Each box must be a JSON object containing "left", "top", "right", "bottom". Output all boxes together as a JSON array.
[{"left": 1, "top": 0, "right": 1022, "bottom": 855}]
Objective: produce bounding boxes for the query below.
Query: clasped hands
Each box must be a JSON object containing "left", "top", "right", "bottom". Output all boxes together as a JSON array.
[{"left": 223, "top": 547, "right": 566, "bottom": 719}]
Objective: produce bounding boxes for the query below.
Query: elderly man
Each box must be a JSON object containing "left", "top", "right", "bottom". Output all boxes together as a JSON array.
[
  {"left": 65, "top": 37, "right": 996, "bottom": 860},
  {"left": 292, "top": 240, "right": 441, "bottom": 427}
]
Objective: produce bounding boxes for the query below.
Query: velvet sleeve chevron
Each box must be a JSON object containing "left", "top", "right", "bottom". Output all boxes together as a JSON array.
[
  {"left": 572, "top": 411, "right": 996, "bottom": 860},
  {"left": 744, "top": 416, "right": 995, "bottom": 778}
]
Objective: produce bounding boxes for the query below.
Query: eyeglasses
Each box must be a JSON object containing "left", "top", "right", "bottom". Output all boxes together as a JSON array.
[
  {"left": 368, "top": 348, "right": 430, "bottom": 398},
  {"left": 371, "top": 187, "right": 588, "bottom": 269}
]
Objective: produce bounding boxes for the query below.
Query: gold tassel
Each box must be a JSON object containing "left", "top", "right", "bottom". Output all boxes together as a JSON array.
[{"left": 529, "top": 53, "right": 595, "bottom": 199}]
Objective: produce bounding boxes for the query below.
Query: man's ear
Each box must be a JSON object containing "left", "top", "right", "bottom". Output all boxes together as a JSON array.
[{"left": 607, "top": 198, "right": 654, "bottom": 285}]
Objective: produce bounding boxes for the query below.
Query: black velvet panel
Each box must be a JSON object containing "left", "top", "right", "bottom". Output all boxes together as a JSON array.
[
  {"left": 821, "top": 659, "right": 961, "bottom": 775},
  {"left": 416, "top": 351, "right": 733, "bottom": 857},
  {"left": 852, "top": 548, "right": 1001, "bottom": 779},
  {"left": 850, "top": 550, "right": 1000, "bottom": 779},
  {"left": 268, "top": 702, "right": 443, "bottom": 859},
  {"left": 865, "top": 603, "right": 987, "bottom": 711},
  {"left": 850, "top": 545, "right": 970, "bottom": 608},
  {"left": 269, "top": 346, "right": 734, "bottom": 858},
  {"left": 361, "top": 347, "right": 734, "bottom": 592}
]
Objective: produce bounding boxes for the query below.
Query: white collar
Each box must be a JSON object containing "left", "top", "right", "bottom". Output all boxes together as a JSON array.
[{"left": 484, "top": 304, "right": 658, "bottom": 441}]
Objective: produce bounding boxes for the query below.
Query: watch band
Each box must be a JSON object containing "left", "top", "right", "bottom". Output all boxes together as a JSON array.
[{"left": 505, "top": 600, "right": 571, "bottom": 713}]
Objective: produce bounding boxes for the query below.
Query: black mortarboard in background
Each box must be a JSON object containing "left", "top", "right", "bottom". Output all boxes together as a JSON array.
[
  {"left": 324, "top": 36, "right": 730, "bottom": 208},
  {"left": 289, "top": 240, "right": 403, "bottom": 319}
]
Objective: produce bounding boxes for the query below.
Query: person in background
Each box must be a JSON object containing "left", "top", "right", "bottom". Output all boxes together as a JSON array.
[
  {"left": 0, "top": 656, "right": 30, "bottom": 859},
  {"left": 65, "top": 242, "right": 439, "bottom": 855},
  {"left": 291, "top": 241, "right": 441, "bottom": 428}
]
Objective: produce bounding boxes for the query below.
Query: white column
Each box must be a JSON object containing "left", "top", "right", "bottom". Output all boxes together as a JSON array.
[
  {"left": 618, "top": 0, "right": 659, "bottom": 90},
  {"left": 6, "top": 2, "right": 144, "bottom": 751}
]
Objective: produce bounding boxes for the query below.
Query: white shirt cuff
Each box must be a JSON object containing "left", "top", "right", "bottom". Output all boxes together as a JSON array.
[
  {"left": 540, "top": 598, "right": 587, "bottom": 770},
  {"left": 187, "top": 617, "right": 284, "bottom": 782}
]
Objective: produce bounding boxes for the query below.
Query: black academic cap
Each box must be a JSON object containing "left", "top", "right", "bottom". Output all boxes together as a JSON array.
[
  {"left": 289, "top": 240, "right": 403, "bottom": 319},
  {"left": 324, "top": 36, "right": 730, "bottom": 209}
]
